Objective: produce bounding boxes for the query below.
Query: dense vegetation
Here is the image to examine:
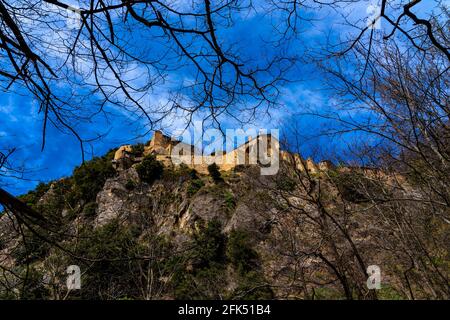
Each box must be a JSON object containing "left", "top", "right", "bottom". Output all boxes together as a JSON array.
[
  {"left": 171, "top": 220, "right": 272, "bottom": 299},
  {"left": 207, "top": 163, "right": 223, "bottom": 183},
  {"left": 136, "top": 154, "right": 164, "bottom": 184}
]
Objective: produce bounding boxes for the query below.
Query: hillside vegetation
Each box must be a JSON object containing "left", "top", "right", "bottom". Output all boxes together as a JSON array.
[{"left": 0, "top": 148, "right": 448, "bottom": 300}]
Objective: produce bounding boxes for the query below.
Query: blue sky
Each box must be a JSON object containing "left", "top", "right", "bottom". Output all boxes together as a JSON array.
[{"left": 0, "top": 0, "right": 440, "bottom": 195}]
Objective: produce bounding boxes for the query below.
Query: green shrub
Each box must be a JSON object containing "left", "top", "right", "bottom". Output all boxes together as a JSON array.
[
  {"left": 11, "top": 229, "right": 50, "bottom": 265},
  {"left": 34, "top": 194, "right": 65, "bottom": 223},
  {"left": 19, "top": 267, "right": 51, "bottom": 300},
  {"left": 131, "top": 143, "right": 145, "bottom": 156},
  {"left": 276, "top": 175, "right": 297, "bottom": 192},
  {"left": 18, "top": 182, "right": 51, "bottom": 206},
  {"left": 71, "top": 220, "right": 140, "bottom": 299},
  {"left": 192, "top": 219, "right": 226, "bottom": 268},
  {"left": 73, "top": 221, "right": 137, "bottom": 259},
  {"left": 177, "top": 164, "right": 199, "bottom": 179},
  {"left": 171, "top": 219, "right": 227, "bottom": 299},
  {"left": 231, "top": 270, "right": 274, "bottom": 300},
  {"left": 223, "top": 191, "right": 236, "bottom": 212},
  {"left": 312, "top": 286, "right": 344, "bottom": 300},
  {"left": 189, "top": 168, "right": 199, "bottom": 180},
  {"left": 225, "top": 229, "right": 273, "bottom": 299},
  {"left": 233, "top": 164, "right": 247, "bottom": 172},
  {"left": 172, "top": 263, "right": 226, "bottom": 300},
  {"left": 226, "top": 229, "right": 258, "bottom": 275},
  {"left": 378, "top": 285, "right": 405, "bottom": 300},
  {"left": 125, "top": 179, "right": 136, "bottom": 190},
  {"left": 35, "top": 182, "right": 51, "bottom": 198},
  {"left": 207, "top": 163, "right": 223, "bottom": 183},
  {"left": 136, "top": 155, "right": 163, "bottom": 184},
  {"left": 162, "top": 164, "right": 198, "bottom": 182},
  {"left": 82, "top": 202, "right": 98, "bottom": 217},
  {"left": 187, "top": 179, "right": 204, "bottom": 196}
]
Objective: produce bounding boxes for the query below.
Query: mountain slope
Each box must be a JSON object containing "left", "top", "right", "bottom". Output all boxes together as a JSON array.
[{"left": 0, "top": 148, "right": 448, "bottom": 300}]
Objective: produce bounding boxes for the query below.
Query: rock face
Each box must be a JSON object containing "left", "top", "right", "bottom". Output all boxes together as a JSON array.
[
  {"left": 95, "top": 178, "right": 136, "bottom": 227},
  {"left": 95, "top": 167, "right": 152, "bottom": 227},
  {"left": 1, "top": 148, "right": 445, "bottom": 301},
  {"left": 93, "top": 159, "right": 275, "bottom": 241},
  {"left": 95, "top": 166, "right": 236, "bottom": 233}
]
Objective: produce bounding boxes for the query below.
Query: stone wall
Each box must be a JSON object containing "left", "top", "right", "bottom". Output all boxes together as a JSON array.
[{"left": 114, "top": 131, "right": 333, "bottom": 173}]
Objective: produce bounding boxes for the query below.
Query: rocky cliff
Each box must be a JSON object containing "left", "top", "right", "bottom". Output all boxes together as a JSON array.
[{"left": 0, "top": 147, "right": 448, "bottom": 300}]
